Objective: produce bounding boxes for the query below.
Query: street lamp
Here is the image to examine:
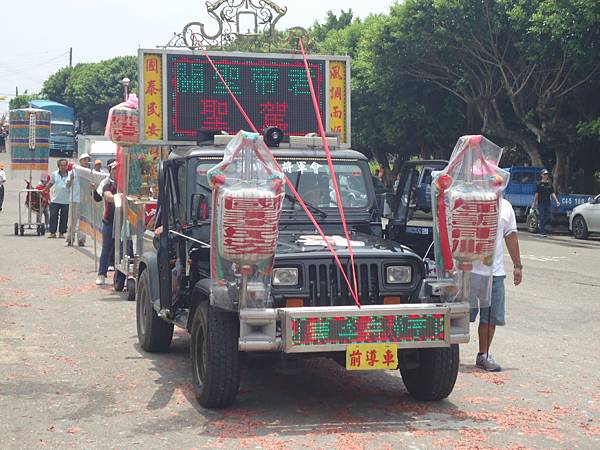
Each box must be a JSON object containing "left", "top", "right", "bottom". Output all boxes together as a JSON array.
[{"left": 120, "top": 77, "right": 131, "bottom": 101}]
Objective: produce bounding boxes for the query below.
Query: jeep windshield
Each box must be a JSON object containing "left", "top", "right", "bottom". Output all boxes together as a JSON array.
[
  {"left": 193, "top": 158, "right": 371, "bottom": 221},
  {"left": 279, "top": 160, "right": 370, "bottom": 211}
]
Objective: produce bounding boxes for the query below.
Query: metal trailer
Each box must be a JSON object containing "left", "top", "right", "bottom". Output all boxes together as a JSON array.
[
  {"left": 112, "top": 146, "right": 161, "bottom": 301},
  {"left": 14, "top": 187, "right": 46, "bottom": 236}
]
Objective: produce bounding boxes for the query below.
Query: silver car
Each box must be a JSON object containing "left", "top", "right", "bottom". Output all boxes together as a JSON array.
[{"left": 569, "top": 194, "right": 600, "bottom": 239}]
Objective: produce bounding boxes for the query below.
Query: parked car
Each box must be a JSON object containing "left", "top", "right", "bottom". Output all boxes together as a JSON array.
[{"left": 569, "top": 194, "right": 600, "bottom": 239}]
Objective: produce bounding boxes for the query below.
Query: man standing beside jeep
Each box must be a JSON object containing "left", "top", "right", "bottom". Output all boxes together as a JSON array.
[{"left": 471, "top": 197, "right": 523, "bottom": 372}]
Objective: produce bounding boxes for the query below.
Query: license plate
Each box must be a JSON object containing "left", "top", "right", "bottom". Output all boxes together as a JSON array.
[{"left": 346, "top": 343, "right": 398, "bottom": 371}]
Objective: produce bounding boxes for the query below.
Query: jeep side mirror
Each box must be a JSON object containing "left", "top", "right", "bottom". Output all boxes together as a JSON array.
[{"left": 191, "top": 193, "right": 208, "bottom": 224}]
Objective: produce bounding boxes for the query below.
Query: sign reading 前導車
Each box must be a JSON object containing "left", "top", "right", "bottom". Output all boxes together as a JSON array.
[{"left": 139, "top": 49, "right": 351, "bottom": 146}]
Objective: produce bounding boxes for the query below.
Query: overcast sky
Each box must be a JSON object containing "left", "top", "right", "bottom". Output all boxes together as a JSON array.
[{"left": 0, "top": 0, "right": 396, "bottom": 114}]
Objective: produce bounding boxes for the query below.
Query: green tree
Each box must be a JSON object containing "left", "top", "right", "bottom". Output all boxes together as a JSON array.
[
  {"left": 312, "top": 9, "right": 356, "bottom": 43},
  {"left": 346, "top": 12, "right": 465, "bottom": 179},
  {"left": 42, "top": 67, "right": 74, "bottom": 105},
  {"left": 42, "top": 56, "right": 137, "bottom": 133},
  {"left": 9, "top": 93, "right": 42, "bottom": 110},
  {"left": 381, "top": 0, "right": 600, "bottom": 191}
]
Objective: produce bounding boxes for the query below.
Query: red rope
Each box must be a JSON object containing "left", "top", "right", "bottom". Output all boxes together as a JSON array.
[
  {"left": 203, "top": 52, "right": 258, "bottom": 134},
  {"left": 437, "top": 189, "right": 454, "bottom": 271},
  {"left": 298, "top": 38, "right": 359, "bottom": 302},
  {"left": 201, "top": 48, "right": 361, "bottom": 306}
]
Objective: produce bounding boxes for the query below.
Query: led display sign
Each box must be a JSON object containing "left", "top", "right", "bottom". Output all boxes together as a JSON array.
[
  {"left": 139, "top": 50, "right": 351, "bottom": 145},
  {"left": 291, "top": 314, "right": 446, "bottom": 347}
]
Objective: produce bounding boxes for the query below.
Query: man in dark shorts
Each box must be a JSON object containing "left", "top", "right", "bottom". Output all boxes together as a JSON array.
[
  {"left": 531, "top": 169, "right": 560, "bottom": 235},
  {"left": 470, "top": 198, "right": 523, "bottom": 372}
]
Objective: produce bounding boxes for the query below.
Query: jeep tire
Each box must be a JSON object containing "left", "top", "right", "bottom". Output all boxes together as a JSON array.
[
  {"left": 191, "top": 302, "right": 240, "bottom": 408},
  {"left": 136, "top": 269, "right": 173, "bottom": 352},
  {"left": 400, "top": 344, "right": 459, "bottom": 401}
]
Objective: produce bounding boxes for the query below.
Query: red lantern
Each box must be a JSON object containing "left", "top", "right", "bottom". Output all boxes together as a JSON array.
[{"left": 110, "top": 108, "right": 139, "bottom": 144}]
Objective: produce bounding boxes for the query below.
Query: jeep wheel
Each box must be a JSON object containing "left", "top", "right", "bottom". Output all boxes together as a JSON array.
[
  {"left": 136, "top": 269, "right": 173, "bottom": 352},
  {"left": 113, "top": 271, "right": 126, "bottom": 292},
  {"left": 400, "top": 345, "right": 459, "bottom": 401},
  {"left": 572, "top": 215, "right": 589, "bottom": 240},
  {"left": 191, "top": 303, "right": 240, "bottom": 408}
]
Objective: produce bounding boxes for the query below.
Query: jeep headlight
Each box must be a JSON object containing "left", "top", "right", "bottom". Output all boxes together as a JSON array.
[
  {"left": 273, "top": 268, "right": 299, "bottom": 286},
  {"left": 386, "top": 265, "right": 412, "bottom": 284}
]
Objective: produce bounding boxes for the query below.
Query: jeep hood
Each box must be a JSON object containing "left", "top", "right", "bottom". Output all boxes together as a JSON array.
[{"left": 275, "top": 231, "right": 416, "bottom": 258}]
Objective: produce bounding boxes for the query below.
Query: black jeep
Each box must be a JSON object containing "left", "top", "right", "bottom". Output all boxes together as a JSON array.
[{"left": 135, "top": 137, "right": 469, "bottom": 408}]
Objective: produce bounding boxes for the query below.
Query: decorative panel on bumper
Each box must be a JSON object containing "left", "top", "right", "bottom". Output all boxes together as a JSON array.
[
  {"left": 279, "top": 303, "right": 469, "bottom": 353},
  {"left": 290, "top": 314, "right": 445, "bottom": 346}
]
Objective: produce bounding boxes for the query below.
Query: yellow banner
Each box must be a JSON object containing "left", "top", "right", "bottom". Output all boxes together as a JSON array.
[
  {"left": 328, "top": 61, "right": 347, "bottom": 143},
  {"left": 346, "top": 343, "right": 398, "bottom": 370},
  {"left": 143, "top": 54, "right": 163, "bottom": 141}
]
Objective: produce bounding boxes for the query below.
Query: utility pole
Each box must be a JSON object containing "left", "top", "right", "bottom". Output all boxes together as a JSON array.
[
  {"left": 15, "top": 86, "right": 18, "bottom": 97},
  {"left": 69, "top": 47, "right": 73, "bottom": 68}
]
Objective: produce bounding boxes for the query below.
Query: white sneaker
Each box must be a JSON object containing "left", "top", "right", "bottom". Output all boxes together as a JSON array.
[
  {"left": 476, "top": 353, "right": 502, "bottom": 372},
  {"left": 95, "top": 275, "right": 106, "bottom": 285},
  {"left": 108, "top": 266, "right": 115, "bottom": 272}
]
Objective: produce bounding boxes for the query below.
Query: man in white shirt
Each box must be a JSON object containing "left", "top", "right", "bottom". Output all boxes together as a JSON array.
[
  {"left": 66, "top": 153, "right": 91, "bottom": 246},
  {"left": 469, "top": 197, "right": 523, "bottom": 372},
  {"left": 45, "top": 159, "right": 71, "bottom": 238}
]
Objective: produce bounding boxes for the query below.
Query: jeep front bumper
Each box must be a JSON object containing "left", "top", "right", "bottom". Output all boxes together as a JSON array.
[{"left": 238, "top": 302, "right": 470, "bottom": 353}]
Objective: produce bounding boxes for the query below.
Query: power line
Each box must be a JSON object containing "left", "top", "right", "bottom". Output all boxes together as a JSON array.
[{"left": 0, "top": 51, "right": 70, "bottom": 75}]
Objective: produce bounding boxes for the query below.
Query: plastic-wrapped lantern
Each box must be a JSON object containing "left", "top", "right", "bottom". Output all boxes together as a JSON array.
[
  {"left": 216, "top": 187, "right": 281, "bottom": 265},
  {"left": 207, "top": 131, "right": 284, "bottom": 309},
  {"left": 110, "top": 107, "right": 139, "bottom": 144},
  {"left": 433, "top": 135, "right": 509, "bottom": 273}
]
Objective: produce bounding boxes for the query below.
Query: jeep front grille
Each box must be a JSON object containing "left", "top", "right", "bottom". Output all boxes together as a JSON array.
[{"left": 307, "top": 262, "right": 380, "bottom": 306}]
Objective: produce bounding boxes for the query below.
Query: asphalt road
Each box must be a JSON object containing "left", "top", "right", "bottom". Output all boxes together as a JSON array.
[{"left": 1, "top": 154, "right": 599, "bottom": 449}]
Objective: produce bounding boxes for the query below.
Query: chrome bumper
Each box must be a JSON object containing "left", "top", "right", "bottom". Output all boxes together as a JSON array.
[{"left": 238, "top": 302, "right": 470, "bottom": 353}]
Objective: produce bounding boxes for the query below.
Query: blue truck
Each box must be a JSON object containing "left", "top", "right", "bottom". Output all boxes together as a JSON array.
[
  {"left": 28, "top": 100, "right": 76, "bottom": 158},
  {"left": 503, "top": 166, "right": 593, "bottom": 232}
]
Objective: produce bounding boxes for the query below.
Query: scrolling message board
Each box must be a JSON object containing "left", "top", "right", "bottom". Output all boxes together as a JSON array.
[{"left": 139, "top": 50, "right": 351, "bottom": 145}]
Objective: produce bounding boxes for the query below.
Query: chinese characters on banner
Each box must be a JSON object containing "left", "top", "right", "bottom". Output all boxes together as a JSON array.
[
  {"left": 110, "top": 109, "right": 139, "bottom": 144},
  {"left": 450, "top": 196, "right": 498, "bottom": 263},
  {"left": 346, "top": 343, "right": 398, "bottom": 370},
  {"left": 328, "top": 61, "right": 347, "bottom": 143},
  {"left": 165, "top": 54, "right": 327, "bottom": 141},
  {"left": 140, "top": 51, "right": 351, "bottom": 144},
  {"left": 143, "top": 54, "right": 163, "bottom": 141},
  {"left": 220, "top": 195, "right": 282, "bottom": 260},
  {"left": 280, "top": 160, "right": 322, "bottom": 174}
]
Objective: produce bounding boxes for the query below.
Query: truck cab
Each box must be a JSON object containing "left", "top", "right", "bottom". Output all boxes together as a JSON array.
[
  {"left": 29, "top": 100, "right": 76, "bottom": 158},
  {"left": 135, "top": 137, "right": 469, "bottom": 408},
  {"left": 503, "top": 166, "right": 593, "bottom": 231}
]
